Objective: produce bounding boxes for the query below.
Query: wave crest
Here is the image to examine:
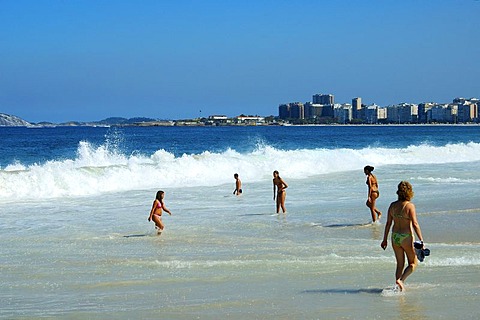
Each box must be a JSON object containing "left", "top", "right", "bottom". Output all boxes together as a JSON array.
[{"left": 1, "top": 141, "right": 480, "bottom": 200}]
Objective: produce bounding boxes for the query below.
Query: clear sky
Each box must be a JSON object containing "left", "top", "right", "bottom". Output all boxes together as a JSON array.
[{"left": 1, "top": 0, "right": 479, "bottom": 122}]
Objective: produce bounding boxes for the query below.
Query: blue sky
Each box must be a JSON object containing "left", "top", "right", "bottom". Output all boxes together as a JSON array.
[{"left": 1, "top": 0, "right": 479, "bottom": 122}]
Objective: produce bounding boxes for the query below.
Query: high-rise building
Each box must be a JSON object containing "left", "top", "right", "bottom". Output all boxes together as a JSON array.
[
  {"left": 418, "top": 103, "right": 434, "bottom": 123},
  {"left": 429, "top": 104, "right": 455, "bottom": 123},
  {"left": 304, "top": 102, "right": 323, "bottom": 118},
  {"left": 278, "top": 102, "right": 304, "bottom": 119},
  {"left": 386, "top": 104, "right": 418, "bottom": 123},
  {"left": 334, "top": 104, "right": 353, "bottom": 123},
  {"left": 278, "top": 104, "right": 291, "bottom": 119},
  {"left": 352, "top": 97, "right": 362, "bottom": 119},
  {"left": 365, "top": 104, "right": 380, "bottom": 124},
  {"left": 457, "top": 102, "right": 478, "bottom": 123},
  {"left": 290, "top": 102, "right": 304, "bottom": 119},
  {"left": 313, "top": 94, "right": 334, "bottom": 105}
]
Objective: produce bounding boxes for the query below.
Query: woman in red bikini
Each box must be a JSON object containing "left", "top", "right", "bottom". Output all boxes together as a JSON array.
[{"left": 148, "top": 190, "right": 172, "bottom": 233}]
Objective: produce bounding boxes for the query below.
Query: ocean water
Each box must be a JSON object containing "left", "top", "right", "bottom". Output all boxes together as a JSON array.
[{"left": 1, "top": 125, "right": 479, "bottom": 319}]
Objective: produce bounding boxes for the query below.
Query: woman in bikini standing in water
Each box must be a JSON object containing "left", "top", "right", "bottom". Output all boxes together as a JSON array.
[
  {"left": 273, "top": 170, "right": 288, "bottom": 213},
  {"left": 148, "top": 190, "right": 172, "bottom": 234},
  {"left": 381, "top": 181, "right": 425, "bottom": 291},
  {"left": 364, "top": 165, "right": 382, "bottom": 222}
]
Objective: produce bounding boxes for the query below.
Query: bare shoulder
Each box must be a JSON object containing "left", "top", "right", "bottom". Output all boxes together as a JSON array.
[
  {"left": 388, "top": 200, "right": 400, "bottom": 213},
  {"left": 406, "top": 201, "right": 416, "bottom": 209},
  {"left": 406, "top": 202, "right": 416, "bottom": 214}
]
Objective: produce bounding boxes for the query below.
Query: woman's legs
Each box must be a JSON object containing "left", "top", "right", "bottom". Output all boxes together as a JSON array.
[
  {"left": 279, "top": 191, "right": 286, "bottom": 213},
  {"left": 393, "top": 245, "right": 405, "bottom": 281},
  {"left": 399, "top": 241, "right": 418, "bottom": 284},
  {"left": 371, "top": 195, "right": 382, "bottom": 220},
  {"left": 366, "top": 193, "right": 381, "bottom": 222},
  {"left": 276, "top": 191, "right": 286, "bottom": 213},
  {"left": 392, "top": 239, "right": 418, "bottom": 291},
  {"left": 367, "top": 200, "right": 376, "bottom": 222},
  {"left": 152, "top": 215, "right": 165, "bottom": 230}
]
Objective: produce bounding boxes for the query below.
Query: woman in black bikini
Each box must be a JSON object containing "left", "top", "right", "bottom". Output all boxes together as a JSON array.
[{"left": 364, "top": 165, "right": 382, "bottom": 222}]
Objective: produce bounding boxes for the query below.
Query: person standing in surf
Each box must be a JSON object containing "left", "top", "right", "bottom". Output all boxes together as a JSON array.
[
  {"left": 233, "top": 173, "right": 242, "bottom": 195},
  {"left": 381, "top": 181, "right": 425, "bottom": 291},
  {"left": 273, "top": 170, "right": 288, "bottom": 213},
  {"left": 364, "top": 165, "right": 382, "bottom": 222},
  {"left": 148, "top": 190, "right": 172, "bottom": 234}
]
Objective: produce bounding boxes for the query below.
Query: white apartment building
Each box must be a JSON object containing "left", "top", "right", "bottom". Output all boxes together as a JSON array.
[
  {"left": 365, "top": 104, "right": 381, "bottom": 123},
  {"left": 236, "top": 115, "right": 265, "bottom": 124},
  {"left": 428, "top": 104, "right": 456, "bottom": 123},
  {"left": 377, "top": 107, "right": 387, "bottom": 121},
  {"left": 333, "top": 104, "right": 352, "bottom": 123},
  {"left": 457, "top": 102, "right": 478, "bottom": 123},
  {"left": 386, "top": 104, "right": 418, "bottom": 123}
]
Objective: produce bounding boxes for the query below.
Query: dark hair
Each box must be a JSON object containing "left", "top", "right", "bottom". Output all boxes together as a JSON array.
[
  {"left": 273, "top": 170, "right": 279, "bottom": 176},
  {"left": 234, "top": 173, "right": 239, "bottom": 178},
  {"left": 364, "top": 165, "right": 374, "bottom": 173},
  {"left": 155, "top": 190, "right": 165, "bottom": 202},
  {"left": 396, "top": 181, "right": 414, "bottom": 201}
]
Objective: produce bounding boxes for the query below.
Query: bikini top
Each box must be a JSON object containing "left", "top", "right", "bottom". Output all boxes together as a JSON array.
[
  {"left": 393, "top": 202, "right": 410, "bottom": 220},
  {"left": 366, "top": 175, "right": 378, "bottom": 188},
  {"left": 156, "top": 200, "right": 163, "bottom": 209}
]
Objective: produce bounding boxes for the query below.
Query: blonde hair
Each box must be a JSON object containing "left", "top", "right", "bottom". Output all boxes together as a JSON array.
[{"left": 396, "top": 181, "right": 414, "bottom": 201}]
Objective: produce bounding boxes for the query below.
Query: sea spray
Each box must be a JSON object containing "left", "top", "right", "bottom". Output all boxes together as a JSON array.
[{"left": 2, "top": 140, "right": 480, "bottom": 200}]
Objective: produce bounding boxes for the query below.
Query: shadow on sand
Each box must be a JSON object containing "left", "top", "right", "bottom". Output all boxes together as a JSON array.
[
  {"left": 123, "top": 234, "right": 148, "bottom": 238},
  {"left": 319, "top": 222, "right": 373, "bottom": 228},
  {"left": 302, "top": 288, "right": 383, "bottom": 295}
]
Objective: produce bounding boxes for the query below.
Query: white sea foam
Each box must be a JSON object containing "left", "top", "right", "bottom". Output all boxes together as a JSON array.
[
  {"left": 414, "top": 176, "right": 480, "bottom": 184},
  {"left": 1, "top": 141, "right": 480, "bottom": 200},
  {"left": 426, "top": 257, "right": 480, "bottom": 267}
]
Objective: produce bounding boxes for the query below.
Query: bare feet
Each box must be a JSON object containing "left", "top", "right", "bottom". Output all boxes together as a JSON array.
[
  {"left": 396, "top": 279, "right": 405, "bottom": 291},
  {"left": 377, "top": 211, "right": 382, "bottom": 221}
]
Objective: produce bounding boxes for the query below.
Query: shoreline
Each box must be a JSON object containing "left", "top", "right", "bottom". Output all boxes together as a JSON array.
[{"left": 1, "top": 122, "right": 480, "bottom": 129}]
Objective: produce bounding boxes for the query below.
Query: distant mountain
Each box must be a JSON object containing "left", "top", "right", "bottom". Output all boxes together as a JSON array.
[
  {"left": 0, "top": 113, "right": 32, "bottom": 127},
  {"left": 96, "top": 117, "right": 157, "bottom": 125},
  {"left": 0, "top": 114, "right": 159, "bottom": 127}
]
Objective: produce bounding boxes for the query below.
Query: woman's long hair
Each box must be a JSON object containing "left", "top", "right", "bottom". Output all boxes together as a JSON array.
[{"left": 155, "top": 190, "right": 165, "bottom": 205}]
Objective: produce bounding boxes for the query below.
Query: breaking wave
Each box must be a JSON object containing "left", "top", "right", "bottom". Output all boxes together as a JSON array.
[{"left": 1, "top": 140, "right": 480, "bottom": 200}]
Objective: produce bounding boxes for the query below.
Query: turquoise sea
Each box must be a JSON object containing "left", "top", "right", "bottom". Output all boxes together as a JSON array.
[{"left": 1, "top": 125, "right": 479, "bottom": 319}]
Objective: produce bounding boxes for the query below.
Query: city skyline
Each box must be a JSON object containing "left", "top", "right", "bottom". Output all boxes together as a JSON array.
[
  {"left": 279, "top": 93, "right": 479, "bottom": 124},
  {"left": 2, "top": 93, "right": 478, "bottom": 126},
  {"left": 1, "top": 1, "right": 479, "bottom": 123}
]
